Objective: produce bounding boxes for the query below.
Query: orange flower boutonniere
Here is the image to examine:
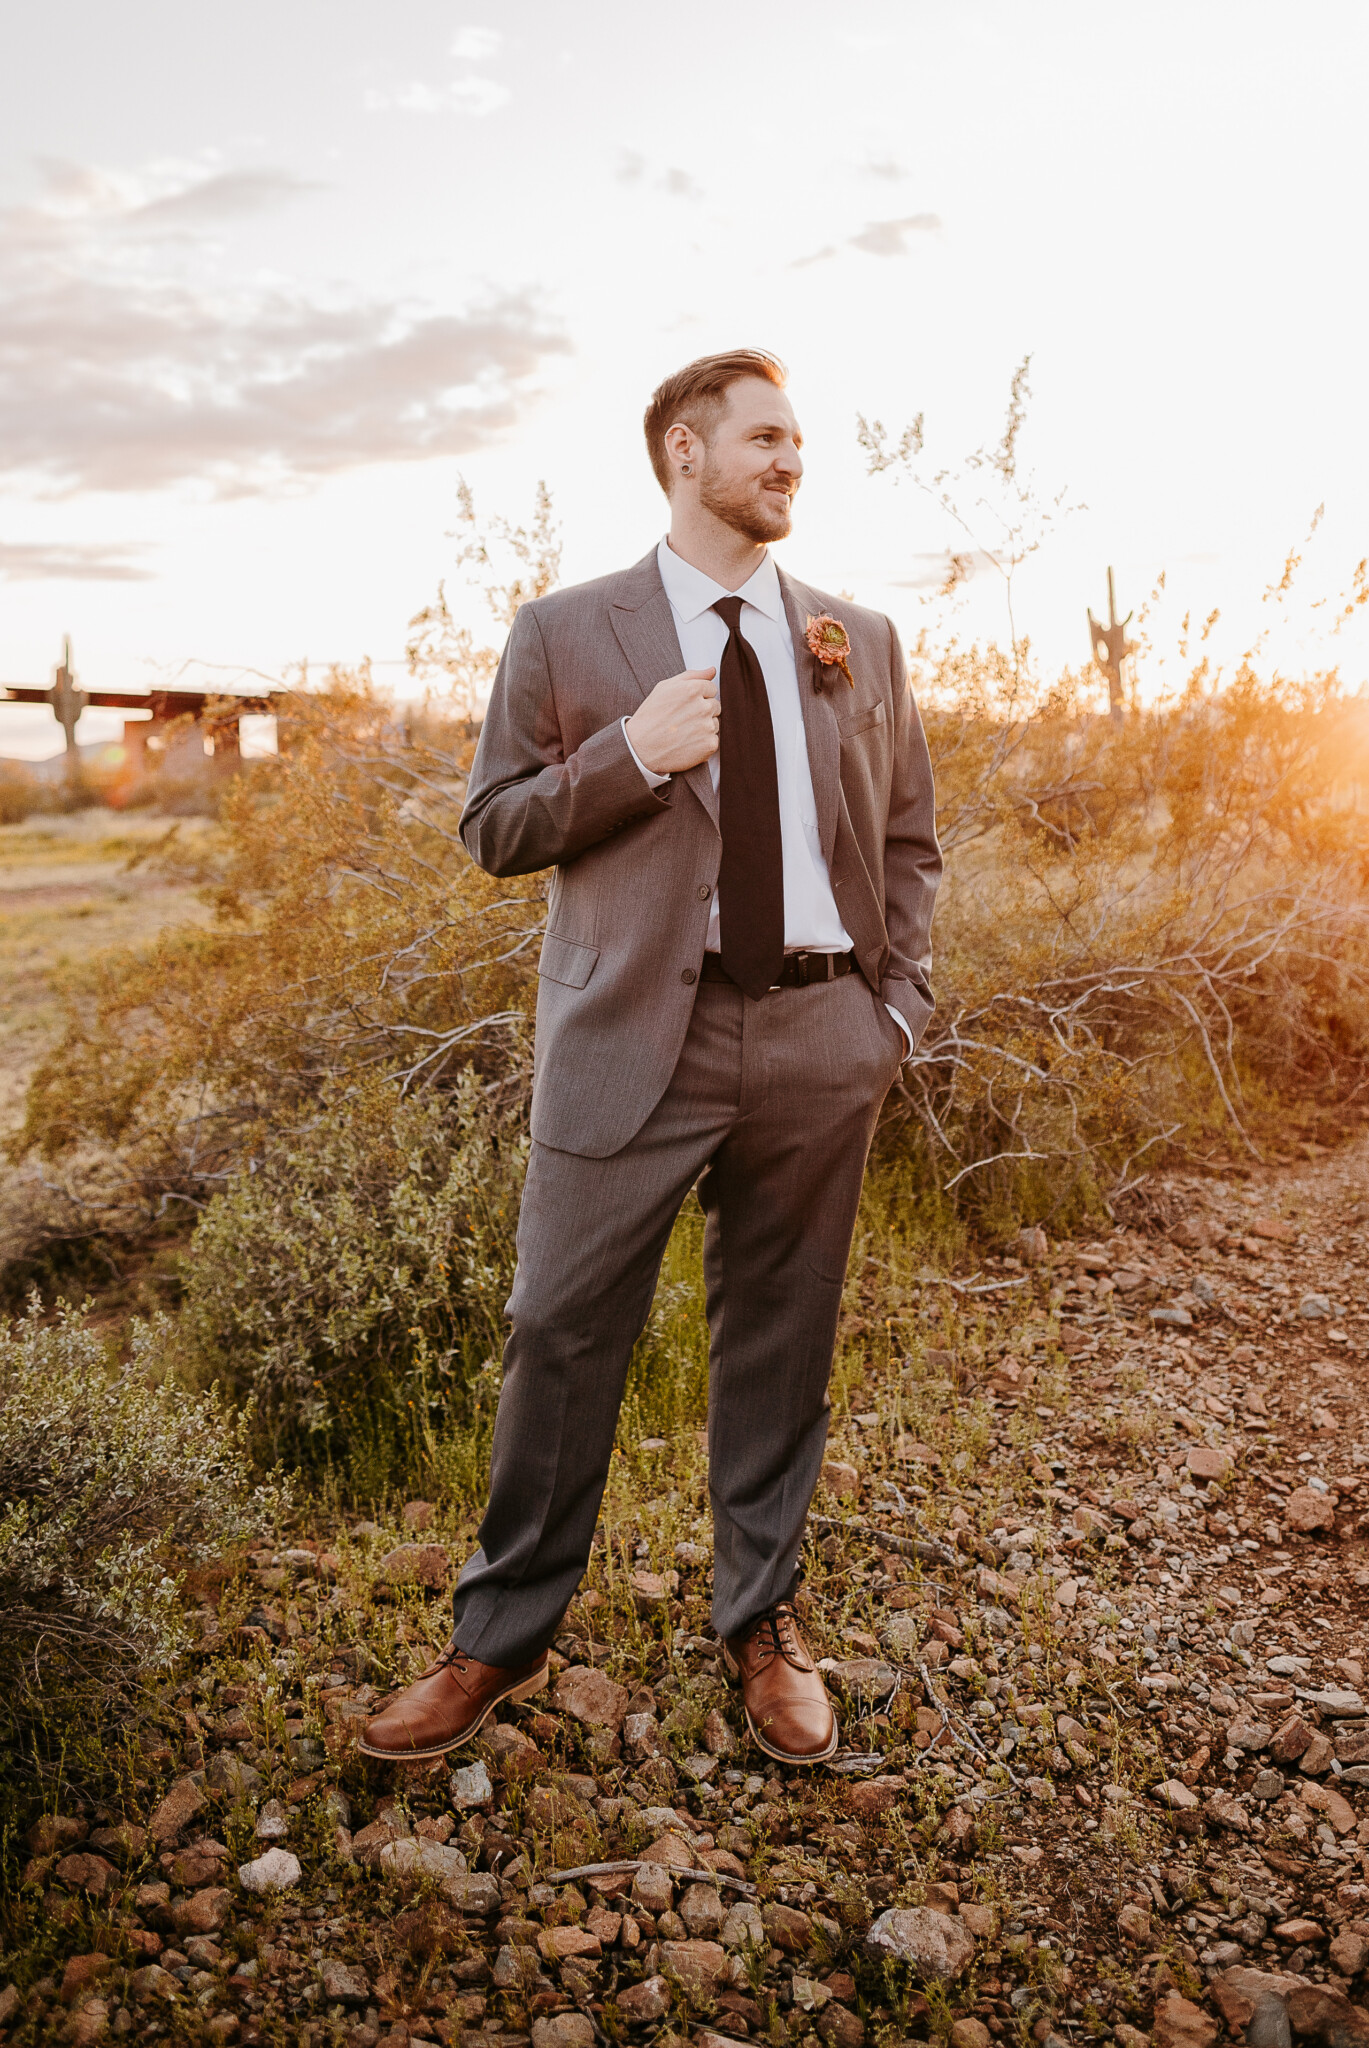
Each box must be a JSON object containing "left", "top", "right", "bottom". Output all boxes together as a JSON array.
[{"left": 804, "top": 612, "right": 854, "bottom": 690}]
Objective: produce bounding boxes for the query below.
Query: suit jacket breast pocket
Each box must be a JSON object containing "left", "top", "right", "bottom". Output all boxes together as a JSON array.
[
  {"left": 538, "top": 931, "right": 600, "bottom": 989},
  {"left": 836, "top": 699, "right": 887, "bottom": 741}
]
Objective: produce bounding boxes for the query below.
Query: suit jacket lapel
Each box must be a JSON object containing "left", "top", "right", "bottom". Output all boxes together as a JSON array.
[
  {"left": 609, "top": 550, "right": 718, "bottom": 828},
  {"left": 781, "top": 570, "right": 840, "bottom": 863}
]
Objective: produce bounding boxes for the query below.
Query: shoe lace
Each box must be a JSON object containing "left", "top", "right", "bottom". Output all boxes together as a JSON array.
[{"left": 747, "top": 1603, "right": 811, "bottom": 1671}]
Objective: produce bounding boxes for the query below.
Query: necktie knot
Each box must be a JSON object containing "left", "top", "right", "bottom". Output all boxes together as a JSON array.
[{"left": 712, "top": 595, "right": 745, "bottom": 633}]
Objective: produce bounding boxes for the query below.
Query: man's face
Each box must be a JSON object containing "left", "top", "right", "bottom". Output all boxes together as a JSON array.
[{"left": 696, "top": 377, "right": 804, "bottom": 544}]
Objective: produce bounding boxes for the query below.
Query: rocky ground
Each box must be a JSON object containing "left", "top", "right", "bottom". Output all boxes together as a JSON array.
[{"left": 5, "top": 1140, "right": 1369, "bottom": 2048}]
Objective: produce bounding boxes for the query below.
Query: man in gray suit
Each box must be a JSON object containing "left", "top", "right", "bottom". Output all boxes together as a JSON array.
[{"left": 362, "top": 349, "right": 941, "bottom": 1768}]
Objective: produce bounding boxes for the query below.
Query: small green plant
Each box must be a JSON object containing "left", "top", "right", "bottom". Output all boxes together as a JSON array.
[{"left": 0, "top": 1297, "right": 276, "bottom": 1745}]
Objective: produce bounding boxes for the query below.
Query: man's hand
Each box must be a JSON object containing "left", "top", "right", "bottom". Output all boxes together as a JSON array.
[{"left": 624, "top": 667, "right": 719, "bottom": 775}]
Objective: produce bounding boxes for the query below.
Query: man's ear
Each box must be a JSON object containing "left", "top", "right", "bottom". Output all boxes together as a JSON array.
[{"left": 663, "top": 419, "right": 700, "bottom": 478}]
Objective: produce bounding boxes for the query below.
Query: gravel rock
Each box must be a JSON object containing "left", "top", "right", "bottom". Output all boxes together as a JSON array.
[
  {"left": 632, "top": 1862, "right": 675, "bottom": 1913},
  {"left": 864, "top": 1906, "right": 975, "bottom": 1981},
  {"left": 319, "top": 1958, "right": 370, "bottom": 2004},
  {"left": 532, "top": 2018, "right": 596, "bottom": 2048},
  {"left": 205, "top": 1753, "right": 262, "bottom": 1798},
  {"left": 617, "top": 1975, "right": 672, "bottom": 2022},
  {"left": 149, "top": 1775, "right": 206, "bottom": 1845},
  {"left": 171, "top": 1886, "right": 231, "bottom": 1935},
  {"left": 450, "top": 1760, "right": 494, "bottom": 1809},
  {"left": 1286, "top": 1487, "right": 1337, "bottom": 1532},
  {"left": 1153, "top": 1991, "right": 1219, "bottom": 2048},
  {"left": 659, "top": 1939, "right": 729, "bottom": 1994},
  {"left": 380, "top": 1838, "right": 469, "bottom": 1885},
  {"left": 551, "top": 1665, "right": 630, "bottom": 1732},
  {"left": 376, "top": 1542, "right": 448, "bottom": 1589},
  {"left": 237, "top": 1847, "right": 302, "bottom": 1893},
  {"left": 679, "top": 1883, "right": 726, "bottom": 1938}
]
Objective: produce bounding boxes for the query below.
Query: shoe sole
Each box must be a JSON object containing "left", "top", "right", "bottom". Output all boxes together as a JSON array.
[
  {"left": 356, "top": 1659, "right": 549, "bottom": 1763},
  {"left": 721, "top": 1646, "right": 840, "bottom": 1766}
]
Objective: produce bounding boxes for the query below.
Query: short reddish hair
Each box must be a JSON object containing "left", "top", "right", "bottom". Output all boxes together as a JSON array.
[{"left": 643, "top": 349, "right": 787, "bottom": 495}]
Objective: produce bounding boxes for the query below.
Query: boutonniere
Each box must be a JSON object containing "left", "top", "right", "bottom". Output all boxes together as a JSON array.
[{"left": 804, "top": 613, "right": 854, "bottom": 691}]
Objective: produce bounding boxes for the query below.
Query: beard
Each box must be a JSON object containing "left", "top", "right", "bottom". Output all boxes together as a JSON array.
[{"left": 697, "top": 457, "right": 794, "bottom": 544}]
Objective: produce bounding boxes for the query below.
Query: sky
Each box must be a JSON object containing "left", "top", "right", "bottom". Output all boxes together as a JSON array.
[{"left": 2, "top": 0, "right": 1368, "bottom": 758}]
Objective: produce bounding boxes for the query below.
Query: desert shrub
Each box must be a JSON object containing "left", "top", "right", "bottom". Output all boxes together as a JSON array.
[
  {"left": 179, "top": 1069, "right": 526, "bottom": 1470},
  {"left": 0, "top": 1299, "right": 276, "bottom": 1739}
]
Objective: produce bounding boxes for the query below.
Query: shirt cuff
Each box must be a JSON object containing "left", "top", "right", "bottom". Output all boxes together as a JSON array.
[
  {"left": 885, "top": 1002, "right": 916, "bottom": 1063},
  {"left": 621, "top": 716, "right": 671, "bottom": 789}
]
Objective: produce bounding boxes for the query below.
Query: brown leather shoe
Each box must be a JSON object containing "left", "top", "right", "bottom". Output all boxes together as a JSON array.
[
  {"left": 722, "top": 1603, "right": 838, "bottom": 1765},
  {"left": 358, "top": 1642, "right": 548, "bottom": 1762}
]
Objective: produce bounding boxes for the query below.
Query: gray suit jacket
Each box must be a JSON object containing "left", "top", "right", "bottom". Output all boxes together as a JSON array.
[{"left": 460, "top": 548, "right": 942, "bottom": 1157}]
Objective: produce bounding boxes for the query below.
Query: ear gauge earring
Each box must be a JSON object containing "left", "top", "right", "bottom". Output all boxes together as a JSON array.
[{"left": 681, "top": 463, "right": 693, "bottom": 475}]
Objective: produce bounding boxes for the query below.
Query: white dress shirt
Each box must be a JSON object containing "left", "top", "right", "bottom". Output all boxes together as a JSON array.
[{"left": 623, "top": 537, "right": 914, "bottom": 1058}]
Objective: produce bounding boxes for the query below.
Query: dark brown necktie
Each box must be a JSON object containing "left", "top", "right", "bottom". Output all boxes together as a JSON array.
[{"left": 713, "top": 596, "right": 784, "bottom": 1000}]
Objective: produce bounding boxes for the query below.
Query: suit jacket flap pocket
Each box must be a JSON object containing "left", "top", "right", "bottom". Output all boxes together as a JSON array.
[
  {"left": 837, "top": 699, "right": 886, "bottom": 739},
  {"left": 538, "top": 931, "right": 600, "bottom": 989}
]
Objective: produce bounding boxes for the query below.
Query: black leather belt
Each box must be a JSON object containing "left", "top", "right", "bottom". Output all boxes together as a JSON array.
[{"left": 699, "top": 950, "right": 854, "bottom": 989}]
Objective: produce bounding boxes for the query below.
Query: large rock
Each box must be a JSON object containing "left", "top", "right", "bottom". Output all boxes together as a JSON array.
[
  {"left": 379, "top": 1838, "right": 468, "bottom": 1886},
  {"left": 1286, "top": 1986, "right": 1369, "bottom": 2048},
  {"left": 205, "top": 1751, "right": 263, "bottom": 1798},
  {"left": 846, "top": 1777, "right": 905, "bottom": 1820},
  {"left": 376, "top": 1542, "right": 449, "bottom": 1589},
  {"left": 319, "top": 1958, "right": 370, "bottom": 2005},
  {"left": 1228, "top": 1716, "right": 1274, "bottom": 1753},
  {"left": 642, "top": 1831, "right": 696, "bottom": 1870},
  {"left": 538, "top": 1925, "right": 602, "bottom": 1963},
  {"left": 680, "top": 1884, "right": 726, "bottom": 1939},
  {"left": 54, "top": 1853, "right": 118, "bottom": 1899},
  {"left": 532, "top": 2018, "right": 597, "bottom": 2048},
  {"left": 1272, "top": 1715, "right": 1316, "bottom": 1763},
  {"left": 1285, "top": 1488, "right": 1337, "bottom": 1534},
  {"left": 1204, "top": 1789, "right": 1250, "bottom": 1833},
  {"left": 60, "top": 1955, "right": 112, "bottom": 2005},
  {"left": 864, "top": 1906, "right": 975, "bottom": 1981},
  {"left": 762, "top": 1903, "right": 813, "bottom": 1954},
  {"left": 617, "top": 1976, "right": 672, "bottom": 2022},
  {"left": 1301, "top": 1781, "right": 1356, "bottom": 1835},
  {"left": 450, "top": 1760, "right": 494, "bottom": 1809},
  {"left": 238, "top": 1847, "right": 302, "bottom": 1893},
  {"left": 660, "top": 1939, "right": 729, "bottom": 1995},
  {"left": 149, "top": 1776, "right": 206, "bottom": 1845},
  {"left": 1188, "top": 1445, "right": 1234, "bottom": 1481},
  {"left": 351, "top": 1810, "right": 412, "bottom": 1868},
  {"left": 721, "top": 1900, "right": 765, "bottom": 1949},
  {"left": 632, "top": 1862, "right": 675, "bottom": 1914},
  {"left": 443, "top": 1872, "right": 502, "bottom": 1917},
  {"left": 171, "top": 1887, "right": 231, "bottom": 1935},
  {"left": 552, "top": 1664, "right": 630, "bottom": 1732},
  {"left": 1152, "top": 1992, "right": 1219, "bottom": 2048}
]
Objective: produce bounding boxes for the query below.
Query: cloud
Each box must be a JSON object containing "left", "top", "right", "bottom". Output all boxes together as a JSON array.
[
  {"left": 129, "top": 168, "right": 322, "bottom": 227},
  {"left": 794, "top": 212, "right": 941, "bottom": 266},
  {"left": 0, "top": 161, "right": 570, "bottom": 496},
  {"left": 849, "top": 213, "right": 941, "bottom": 255},
  {"left": 0, "top": 539, "right": 155, "bottom": 582},
  {"left": 615, "top": 152, "right": 700, "bottom": 198},
  {"left": 450, "top": 26, "right": 501, "bottom": 60},
  {"left": 366, "top": 75, "right": 510, "bottom": 115}
]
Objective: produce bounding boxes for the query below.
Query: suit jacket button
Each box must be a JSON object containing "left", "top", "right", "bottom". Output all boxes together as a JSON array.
[
  {"left": 680, "top": 968, "right": 697, "bottom": 985},
  {"left": 698, "top": 884, "right": 711, "bottom": 899}
]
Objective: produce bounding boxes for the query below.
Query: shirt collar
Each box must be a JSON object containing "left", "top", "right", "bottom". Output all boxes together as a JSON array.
[{"left": 656, "top": 535, "right": 784, "bottom": 625}]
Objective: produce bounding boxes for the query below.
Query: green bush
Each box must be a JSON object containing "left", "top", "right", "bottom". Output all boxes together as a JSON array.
[
  {"left": 0, "top": 1299, "right": 274, "bottom": 1732},
  {"left": 180, "top": 1070, "right": 526, "bottom": 1475}
]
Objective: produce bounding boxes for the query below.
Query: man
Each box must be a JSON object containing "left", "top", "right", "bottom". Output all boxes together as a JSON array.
[{"left": 362, "top": 348, "right": 941, "bottom": 1768}]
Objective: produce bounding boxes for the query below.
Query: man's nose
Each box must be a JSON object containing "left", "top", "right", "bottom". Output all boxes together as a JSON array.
[{"left": 774, "top": 442, "right": 803, "bottom": 479}]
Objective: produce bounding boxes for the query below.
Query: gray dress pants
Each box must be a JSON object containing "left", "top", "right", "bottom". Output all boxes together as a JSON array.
[{"left": 450, "top": 969, "right": 904, "bottom": 1668}]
